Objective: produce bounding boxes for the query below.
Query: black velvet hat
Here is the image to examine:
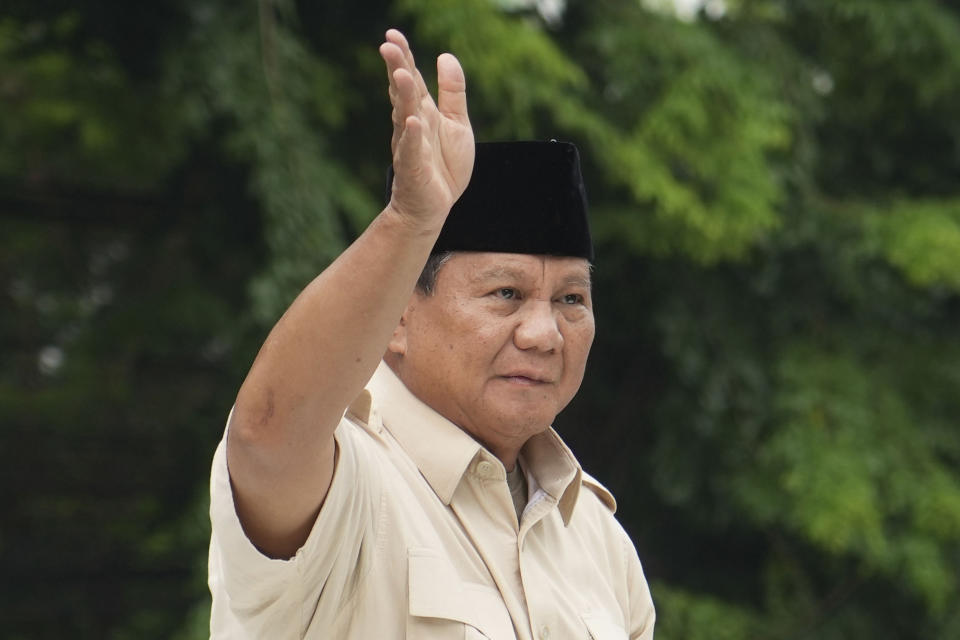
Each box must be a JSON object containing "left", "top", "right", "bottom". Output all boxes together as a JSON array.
[{"left": 387, "top": 141, "right": 593, "bottom": 261}]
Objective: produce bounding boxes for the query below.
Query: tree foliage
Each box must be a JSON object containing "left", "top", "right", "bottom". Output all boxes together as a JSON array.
[{"left": 2, "top": 0, "right": 959, "bottom": 637}]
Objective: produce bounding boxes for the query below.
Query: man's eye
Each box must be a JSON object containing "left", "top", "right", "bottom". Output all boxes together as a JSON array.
[
  {"left": 495, "top": 288, "right": 517, "bottom": 300},
  {"left": 562, "top": 293, "right": 584, "bottom": 305}
]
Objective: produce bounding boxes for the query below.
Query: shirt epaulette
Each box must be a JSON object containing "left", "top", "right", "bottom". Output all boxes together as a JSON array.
[{"left": 581, "top": 470, "right": 617, "bottom": 514}]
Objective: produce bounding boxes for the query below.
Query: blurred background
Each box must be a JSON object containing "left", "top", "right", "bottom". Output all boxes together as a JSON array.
[{"left": 2, "top": 0, "right": 960, "bottom": 637}]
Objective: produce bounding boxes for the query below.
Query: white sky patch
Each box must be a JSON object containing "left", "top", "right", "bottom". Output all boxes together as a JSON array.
[
  {"left": 38, "top": 345, "right": 65, "bottom": 376},
  {"left": 643, "top": 0, "right": 727, "bottom": 21},
  {"left": 812, "top": 69, "right": 835, "bottom": 95},
  {"left": 495, "top": 0, "right": 567, "bottom": 24},
  {"left": 495, "top": 0, "right": 725, "bottom": 23}
]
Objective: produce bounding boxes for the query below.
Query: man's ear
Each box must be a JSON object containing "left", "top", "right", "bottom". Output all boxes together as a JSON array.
[{"left": 387, "top": 308, "right": 409, "bottom": 356}]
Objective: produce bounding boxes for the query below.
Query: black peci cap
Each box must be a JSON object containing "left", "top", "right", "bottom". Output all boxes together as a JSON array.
[{"left": 386, "top": 141, "right": 593, "bottom": 261}]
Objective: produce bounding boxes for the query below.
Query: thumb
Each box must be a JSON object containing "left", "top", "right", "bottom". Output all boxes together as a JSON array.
[{"left": 436, "top": 53, "right": 469, "bottom": 124}]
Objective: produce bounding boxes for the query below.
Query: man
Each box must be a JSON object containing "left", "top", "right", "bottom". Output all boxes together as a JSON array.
[{"left": 208, "top": 28, "right": 655, "bottom": 639}]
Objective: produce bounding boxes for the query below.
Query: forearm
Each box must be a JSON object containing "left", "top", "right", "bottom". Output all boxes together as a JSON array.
[
  {"left": 225, "top": 204, "right": 441, "bottom": 557},
  {"left": 231, "top": 205, "right": 439, "bottom": 450},
  {"left": 223, "top": 27, "right": 472, "bottom": 559}
]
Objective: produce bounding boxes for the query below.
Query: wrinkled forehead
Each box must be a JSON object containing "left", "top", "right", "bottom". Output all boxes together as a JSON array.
[{"left": 442, "top": 252, "right": 593, "bottom": 288}]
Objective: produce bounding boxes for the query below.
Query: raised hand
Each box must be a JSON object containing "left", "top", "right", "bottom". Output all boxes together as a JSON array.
[
  {"left": 222, "top": 30, "right": 475, "bottom": 562},
  {"left": 379, "top": 29, "right": 475, "bottom": 227}
]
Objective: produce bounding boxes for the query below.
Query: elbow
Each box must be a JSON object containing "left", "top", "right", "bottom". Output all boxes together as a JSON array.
[{"left": 229, "top": 386, "right": 281, "bottom": 451}]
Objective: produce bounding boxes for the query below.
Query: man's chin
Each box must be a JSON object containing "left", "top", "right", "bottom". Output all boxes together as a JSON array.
[{"left": 490, "top": 404, "right": 557, "bottom": 436}]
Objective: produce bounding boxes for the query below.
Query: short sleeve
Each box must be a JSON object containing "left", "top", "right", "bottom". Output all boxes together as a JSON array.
[{"left": 208, "top": 417, "right": 383, "bottom": 638}]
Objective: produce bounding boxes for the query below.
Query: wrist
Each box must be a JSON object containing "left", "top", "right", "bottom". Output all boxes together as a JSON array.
[{"left": 381, "top": 200, "right": 448, "bottom": 239}]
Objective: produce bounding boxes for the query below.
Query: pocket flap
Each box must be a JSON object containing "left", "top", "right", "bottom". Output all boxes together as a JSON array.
[
  {"left": 408, "top": 548, "right": 515, "bottom": 639},
  {"left": 582, "top": 611, "right": 628, "bottom": 640}
]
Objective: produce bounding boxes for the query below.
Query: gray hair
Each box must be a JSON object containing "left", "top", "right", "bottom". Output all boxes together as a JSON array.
[{"left": 415, "top": 251, "right": 454, "bottom": 295}]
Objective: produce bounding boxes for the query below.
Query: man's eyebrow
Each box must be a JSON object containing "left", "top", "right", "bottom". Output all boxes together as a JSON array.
[
  {"left": 563, "top": 274, "right": 593, "bottom": 289},
  {"left": 469, "top": 266, "right": 528, "bottom": 283},
  {"left": 469, "top": 267, "right": 592, "bottom": 289}
]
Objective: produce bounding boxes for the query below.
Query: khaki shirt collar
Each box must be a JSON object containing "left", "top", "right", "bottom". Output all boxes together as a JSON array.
[{"left": 365, "top": 361, "right": 584, "bottom": 525}]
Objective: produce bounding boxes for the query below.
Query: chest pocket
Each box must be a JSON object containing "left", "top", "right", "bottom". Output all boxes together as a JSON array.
[
  {"left": 581, "top": 612, "right": 628, "bottom": 640},
  {"left": 407, "top": 547, "right": 516, "bottom": 640}
]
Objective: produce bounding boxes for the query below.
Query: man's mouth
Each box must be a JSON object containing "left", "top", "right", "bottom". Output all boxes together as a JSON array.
[{"left": 500, "top": 372, "right": 552, "bottom": 385}]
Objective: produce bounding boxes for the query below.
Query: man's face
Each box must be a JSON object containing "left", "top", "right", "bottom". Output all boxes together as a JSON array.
[{"left": 388, "top": 252, "right": 595, "bottom": 458}]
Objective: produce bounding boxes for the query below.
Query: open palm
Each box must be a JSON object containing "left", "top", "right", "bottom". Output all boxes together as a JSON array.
[{"left": 380, "top": 29, "right": 475, "bottom": 226}]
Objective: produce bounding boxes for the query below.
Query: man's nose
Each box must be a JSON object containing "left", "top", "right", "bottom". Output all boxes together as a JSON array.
[{"left": 513, "top": 301, "right": 564, "bottom": 352}]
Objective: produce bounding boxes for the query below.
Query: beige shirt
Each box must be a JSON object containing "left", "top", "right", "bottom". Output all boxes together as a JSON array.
[{"left": 209, "top": 362, "right": 655, "bottom": 639}]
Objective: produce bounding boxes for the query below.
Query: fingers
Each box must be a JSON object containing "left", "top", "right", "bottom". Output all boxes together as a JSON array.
[
  {"left": 395, "top": 115, "right": 424, "bottom": 180},
  {"left": 384, "top": 29, "right": 429, "bottom": 101},
  {"left": 390, "top": 67, "right": 419, "bottom": 151},
  {"left": 436, "top": 53, "right": 469, "bottom": 125},
  {"left": 392, "top": 68, "right": 418, "bottom": 116},
  {"left": 379, "top": 41, "right": 405, "bottom": 97},
  {"left": 382, "top": 31, "right": 469, "bottom": 129},
  {"left": 380, "top": 29, "right": 475, "bottom": 219},
  {"left": 381, "top": 37, "right": 421, "bottom": 151}
]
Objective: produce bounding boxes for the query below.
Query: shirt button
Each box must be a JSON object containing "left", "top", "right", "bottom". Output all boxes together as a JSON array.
[
  {"left": 477, "top": 460, "right": 494, "bottom": 477},
  {"left": 539, "top": 625, "right": 551, "bottom": 640}
]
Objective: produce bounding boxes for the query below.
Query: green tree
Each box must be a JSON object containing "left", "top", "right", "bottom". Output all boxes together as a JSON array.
[{"left": 1, "top": 0, "right": 958, "bottom": 637}]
